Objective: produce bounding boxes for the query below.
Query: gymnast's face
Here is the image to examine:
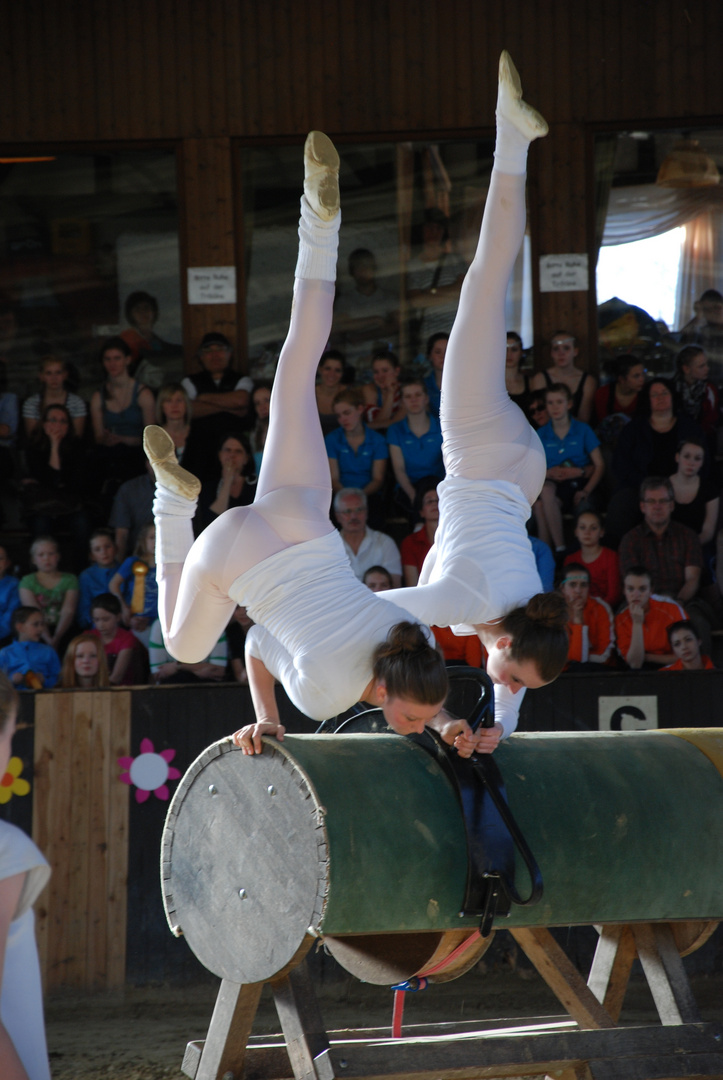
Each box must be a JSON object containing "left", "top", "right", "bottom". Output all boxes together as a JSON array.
[
  {"left": 376, "top": 687, "right": 446, "bottom": 736},
  {"left": 485, "top": 638, "right": 547, "bottom": 694}
]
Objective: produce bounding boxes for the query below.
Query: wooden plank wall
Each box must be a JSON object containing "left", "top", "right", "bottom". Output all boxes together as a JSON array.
[
  {"left": 33, "top": 690, "right": 131, "bottom": 990},
  {"left": 1, "top": 0, "right": 722, "bottom": 361}
]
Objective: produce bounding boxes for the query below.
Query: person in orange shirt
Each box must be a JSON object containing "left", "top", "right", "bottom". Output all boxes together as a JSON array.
[
  {"left": 432, "top": 625, "right": 483, "bottom": 667},
  {"left": 559, "top": 562, "right": 614, "bottom": 669},
  {"left": 661, "top": 620, "right": 716, "bottom": 671},
  {"left": 615, "top": 566, "right": 686, "bottom": 669}
]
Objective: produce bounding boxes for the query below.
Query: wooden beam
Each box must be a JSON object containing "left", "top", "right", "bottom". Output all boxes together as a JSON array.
[
  {"left": 632, "top": 924, "right": 702, "bottom": 1026},
  {"left": 587, "top": 925, "right": 636, "bottom": 1023},
  {"left": 191, "top": 979, "right": 264, "bottom": 1080},
  {"left": 271, "top": 962, "right": 333, "bottom": 1080}
]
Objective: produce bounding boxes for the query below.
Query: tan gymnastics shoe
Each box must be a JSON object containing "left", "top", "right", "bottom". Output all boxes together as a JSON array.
[
  {"left": 303, "top": 131, "right": 340, "bottom": 221},
  {"left": 143, "top": 425, "right": 201, "bottom": 501},
  {"left": 497, "top": 50, "right": 548, "bottom": 141}
]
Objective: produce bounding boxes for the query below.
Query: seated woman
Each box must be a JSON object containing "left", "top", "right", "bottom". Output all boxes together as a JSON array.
[
  {"left": 59, "top": 633, "right": 110, "bottom": 689},
  {"left": 386, "top": 377, "right": 444, "bottom": 518},
  {"left": 315, "top": 349, "right": 347, "bottom": 435},
  {"left": 90, "top": 336, "right": 156, "bottom": 489},
  {"left": 156, "top": 383, "right": 191, "bottom": 462},
  {"left": 669, "top": 438, "right": 719, "bottom": 549},
  {"left": 672, "top": 345, "right": 719, "bottom": 438},
  {"left": 661, "top": 619, "right": 716, "bottom": 671},
  {"left": 250, "top": 380, "right": 273, "bottom": 472},
  {"left": 558, "top": 562, "right": 614, "bottom": 670},
  {"left": 504, "top": 330, "right": 532, "bottom": 412},
  {"left": 22, "top": 354, "right": 87, "bottom": 440},
  {"left": 120, "top": 290, "right": 181, "bottom": 389},
  {"left": 361, "top": 349, "right": 405, "bottom": 431},
  {"left": 423, "top": 332, "right": 448, "bottom": 418},
  {"left": 21, "top": 404, "right": 88, "bottom": 554},
  {"left": 532, "top": 383, "right": 604, "bottom": 554},
  {"left": 530, "top": 330, "right": 597, "bottom": 424},
  {"left": 592, "top": 353, "right": 646, "bottom": 427},
  {"left": 325, "top": 387, "right": 388, "bottom": 501},
  {"left": 18, "top": 535, "right": 79, "bottom": 654},
  {"left": 197, "top": 432, "right": 257, "bottom": 531}
]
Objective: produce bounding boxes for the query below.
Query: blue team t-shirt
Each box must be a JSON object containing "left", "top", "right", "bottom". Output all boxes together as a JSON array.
[
  {"left": 325, "top": 426, "right": 388, "bottom": 489},
  {"left": 386, "top": 415, "right": 444, "bottom": 484},
  {"left": 537, "top": 417, "right": 600, "bottom": 470}
]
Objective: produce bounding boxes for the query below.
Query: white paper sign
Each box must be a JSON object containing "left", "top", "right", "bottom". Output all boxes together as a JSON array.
[
  {"left": 187, "top": 266, "right": 237, "bottom": 305},
  {"left": 598, "top": 695, "right": 658, "bottom": 731},
  {"left": 539, "top": 253, "right": 589, "bottom": 293}
]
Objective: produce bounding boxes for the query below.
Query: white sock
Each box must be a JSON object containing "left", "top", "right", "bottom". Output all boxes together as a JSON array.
[
  {"left": 295, "top": 195, "right": 340, "bottom": 281},
  {"left": 153, "top": 484, "right": 197, "bottom": 565},
  {"left": 493, "top": 114, "right": 530, "bottom": 176}
]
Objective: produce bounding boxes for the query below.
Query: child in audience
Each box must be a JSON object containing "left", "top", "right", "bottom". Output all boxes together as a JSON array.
[
  {"left": 363, "top": 565, "right": 394, "bottom": 592},
  {"left": 0, "top": 672, "right": 52, "bottom": 1079},
  {"left": 0, "top": 607, "right": 60, "bottom": 689},
  {"left": 60, "top": 633, "right": 110, "bottom": 688},
  {"left": 558, "top": 562, "right": 615, "bottom": 668},
  {"left": 0, "top": 545, "right": 19, "bottom": 645},
  {"left": 108, "top": 523, "right": 157, "bottom": 648},
  {"left": 77, "top": 528, "right": 120, "bottom": 628},
  {"left": 89, "top": 594, "right": 137, "bottom": 686},
  {"left": 563, "top": 510, "right": 621, "bottom": 608},
  {"left": 661, "top": 620, "right": 716, "bottom": 671},
  {"left": 18, "top": 536, "right": 79, "bottom": 653},
  {"left": 148, "top": 617, "right": 227, "bottom": 684},
  {"left": 614, "top": 566, "right": 686, "bottom": 669}
]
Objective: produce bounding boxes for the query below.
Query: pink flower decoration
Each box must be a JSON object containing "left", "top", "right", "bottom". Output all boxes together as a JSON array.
[{"left": 118, "top": 738, "right": 182, "bottom": 803}]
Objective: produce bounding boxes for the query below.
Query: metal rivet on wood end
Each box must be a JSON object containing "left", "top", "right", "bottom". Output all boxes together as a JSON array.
[
  {"left": 208, "top": 784, "right": 218, "bottom": 796},
  {"left": 238, "top": 888, "right": 247, "bottom": 900},
  {"left": 267, "top": 785, "right": 277, "bottom": 796}
]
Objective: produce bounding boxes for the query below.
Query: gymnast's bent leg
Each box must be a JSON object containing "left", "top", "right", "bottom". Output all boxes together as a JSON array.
[
  {"left": 146, "top": 134, "right": 341, "bottom": 661},
  {"left": 440, "top": 52, "right": 547, "bottom": 506}
]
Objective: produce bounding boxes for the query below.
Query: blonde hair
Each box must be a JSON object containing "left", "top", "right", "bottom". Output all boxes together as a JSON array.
[
  {"left": 156, "top": 382, "right": 191, "bottom": 425},
  {"left": 60, "top": 634, "right": 110, "bottom": 689}
]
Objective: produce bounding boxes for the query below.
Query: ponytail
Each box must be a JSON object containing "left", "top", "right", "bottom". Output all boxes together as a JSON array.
[
  {"left": 372, "top": 622, "right": 448, "bottom": 705},
  {"left": 499, "top": 592, "right": 569, "bottom": 683}
]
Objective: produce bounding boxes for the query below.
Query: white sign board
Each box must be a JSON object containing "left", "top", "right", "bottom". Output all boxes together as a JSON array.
[
  {"left": 598, "top": 695, "right": 658, "bottom": 731},
  {"left": 187, "top": 266, "right": 237, "bottom": 305},
  {"left": 539, "top": 253, "right": 589, "bottom": 293}
]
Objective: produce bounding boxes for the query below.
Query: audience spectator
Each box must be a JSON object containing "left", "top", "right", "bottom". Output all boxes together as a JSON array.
[
  {"left": 661, "top": 620, "right": 716, "bottom": 671},
  {"left": 406, "top": 206, "right": 466, "bottom": 349},
  {"left": 431, "top": 625, "right": 483, "bottom": 667},
  {"left": 108, "top": 464, "right": 154, "bottom": 561},
  {"left": 531, "top": 330, "right": 597, "bottom": 424},
  {"left": 400, "top": 482, "right": 439, "bottom": 586},
  {"left": 0, "top": 546, "right": 19, "bottom": 645},
  {"left": 109, "top": 523, "right": 157, "bottom": 649},
  {"left": 21, "top": 404, "right": 88, "bottom": 555},
  {"left": 669, "top": 439, "right": 719, "bottom": 548},
  {"left": 505, "top": 331, "right": 532, "bottom": 412},
  {"left": 333, "top": 248, "right": 399, "bottom": 374},
  {"left": 149, "top": 618, "right": 227, "bottom": 684},
  {"left": 592, "top": 354, "right": 646, "bottom": 427},
  {"left": 526, "top": 391, "right": 548, "bottom": 429},
  {"left": 423, "top": 332, "right": 448, "bottom": 418},
  {"left": 89, "top": 593, "right": 138, "bottom": 686},
  {"left": 225, "top": 606, "right": 253, "bottom": 685},
  {"left": 533, "top": 383, "right": 604, "bottom": 554},
  {"left": 19, "top": 536, "right": 78, "bottom": 653},
  {"left": 563, "top": 510, "right": 621, "bottom": 608},
  {"left": 363, "top": 565, "right": 394, "bottom": 592},
  {"left": 0, "top": 607, "right": 60, "bottom": 689},
  {"left": 90, "top": 336, "right": 155, "bottom": 488},
  {"left": 606, "top": 378, "right": 704, "bottom": 546},
  {"left": 672, "top": 346, "right": 719, "bottom": 438},
  {"left": 22, "top": 355, "right": 87, "bottom": 440},
  {"left": 679, "top": 288, "right": 723, "bottom": 384},
  {"left": 250, "top": 381, "right": 272, "bottom": 472},
  {"left": 361, "top": 350, "right": 405, "bottom": 431},
  {"left": 387, "top": 378, "right": 444, "bottom": 517},
  {"left": 615, "top": 566, "right": 686, "bottom": 669},
  {"left": 315, "top": 350, "right": 347, "bottom": 435},
  {"left": 120, "top": 290, "right": 181, "bottom": 388},
  {"left": 197, "top": 432, "right": 256, "bottom": 531},
  {"left": 618, "top": 478, "right": 704, "bottom": 606},
  {"left": 156, "top": 383, "right": 191, "bottom": 462},
  {"left": 559, "top": 562, "right": 615, "bottom": 669},
  {"left": 333, "top": 488, "right": 402, "bottom": 586},
  {"left": 59, "top": 633, "right": 110, "bottom": 689},
  {"left": 325, "top": 388, "right": 388, "bottom": 502},
  {"left": 529, "top": 534, "right": 555, "bottom": 592},
  {"left": 77, "top": 528, "right": 120, "bottom": 628}
]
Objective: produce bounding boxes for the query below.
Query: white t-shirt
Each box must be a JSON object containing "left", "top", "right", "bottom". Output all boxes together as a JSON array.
[{"left": 341, "top": 527, "right": 402, "bottom": 581}]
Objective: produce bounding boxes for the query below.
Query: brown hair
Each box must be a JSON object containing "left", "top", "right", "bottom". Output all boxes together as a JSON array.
[
  {"left": 60, "top": 634, "right": 110, "bottom": 689},
  {"left": 0, "top": 672, "right": 18, "bottom": 735},
  {"left": 545, "top": 381, "right": 572, "bottom": 402},
  {"left": 498, "top": 593, "right": 569, "bottom": 683},
  {"left": 372, "top": 622, "right": 448, "bottom": 704},
  {"left": 333, "top": 387, "right": 364, "bottom": 409}
]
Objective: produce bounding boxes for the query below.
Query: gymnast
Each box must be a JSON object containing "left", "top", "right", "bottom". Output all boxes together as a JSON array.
[{"left": 145, "top": 53, "right": 567, "bottom": 754}]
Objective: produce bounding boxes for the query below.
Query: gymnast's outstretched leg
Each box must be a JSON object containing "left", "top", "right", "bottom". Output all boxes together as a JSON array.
[
  {"left": 145, "top": 133, "right": 341, "bottom": 661},
  {"left": 440, "top": 51, "right": 547, "bottom": 505}
]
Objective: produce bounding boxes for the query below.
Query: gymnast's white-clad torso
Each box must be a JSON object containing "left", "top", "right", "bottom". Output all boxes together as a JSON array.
[{"left": 233, "top": 530, "right": 432, "bottom": 719}]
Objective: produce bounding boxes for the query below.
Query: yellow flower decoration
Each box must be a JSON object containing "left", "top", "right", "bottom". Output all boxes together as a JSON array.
[{"left": 0, "top": 757, "right": 31, "bottom": 803}]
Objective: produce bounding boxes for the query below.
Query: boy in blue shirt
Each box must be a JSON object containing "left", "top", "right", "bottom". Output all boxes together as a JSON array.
[
  {"left": 78, "top": 528, "right": 120, "bottom": 628},
  {"left": 0, "top": 606, "right": 61, "bottom": 689}
]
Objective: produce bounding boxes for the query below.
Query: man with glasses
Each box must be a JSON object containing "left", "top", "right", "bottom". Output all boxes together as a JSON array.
[
  {"left": 334, "top": 488, "right": 402, "bottom": 587},
  {"left": 618, "top": 476, "right": 703, "bottom": 605}
]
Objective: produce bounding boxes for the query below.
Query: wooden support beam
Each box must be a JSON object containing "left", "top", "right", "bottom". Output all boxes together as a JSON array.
[
  {"left": 186, "top": 979, "right": 264, "bottom": 1080},
  {"left": 271, "top": 962, "right": 334, "bottom": 1080},
  {"left": 510, "top": 928, "right": 616, "bottom": 1030},
  {"left": 587, "top": 925, "right": 637, "bottom": 1022},
  {"left": 632, "top": 924, "right": 702, "bottom": 1026}
]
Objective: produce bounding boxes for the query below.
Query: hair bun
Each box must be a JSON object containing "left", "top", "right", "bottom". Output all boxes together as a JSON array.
[
  {"left": 386, "top": 621, "right": 430, "bottom": 656},
  {"left": 525, "top": 592, "right": 568, "bottom": 631}
]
